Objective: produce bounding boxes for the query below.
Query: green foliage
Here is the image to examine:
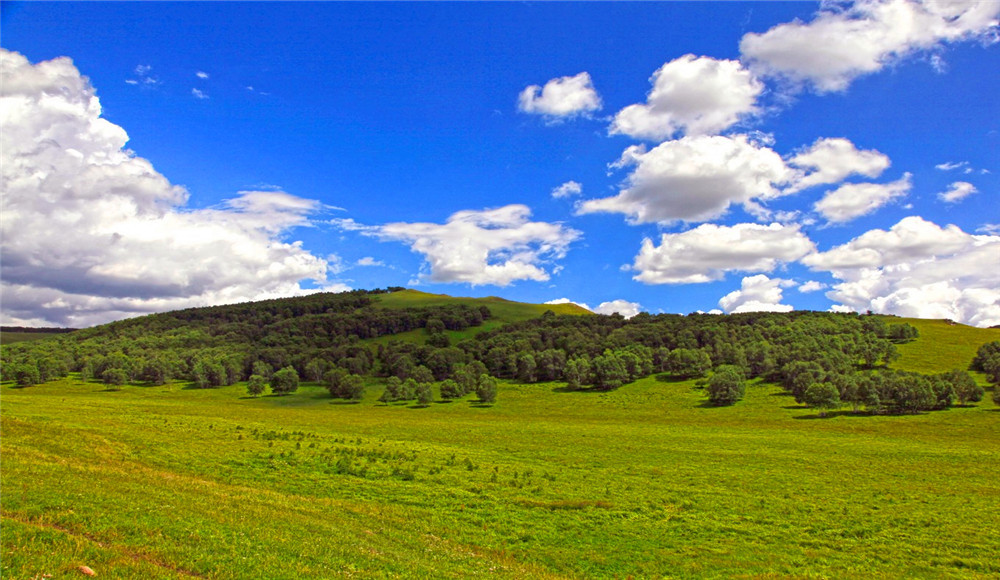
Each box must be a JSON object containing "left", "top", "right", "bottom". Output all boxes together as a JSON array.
[
  {"left": 11, "top": 363, "right": 41, "bottom": 387},
  {"left": 415, "top": 382, "right": 433, "bottom": 406},
  {"left": 476, "top": 374, "right": 497, "bottom": 404},
  {"left": 803, "top": 382, "right": 841, "bottom": 415},
  {"left": 666, "top": 349, "right": 711, "bottom": 379},
  {"left": 706, "top": 365, "right": 746, "bottom": 406},
  {"left": 270, "top": 367, "right": 299, "bottom": 395},
  {"left": 246, "top": 374, "right": 266, "bottom": 398},
  {"left": 102, "top": 368, "right": 127, "bottom": 389}
]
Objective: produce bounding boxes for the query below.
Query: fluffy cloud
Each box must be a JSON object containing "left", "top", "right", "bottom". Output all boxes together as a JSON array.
[
  {"left": 544, "top": 298, "right": 643, "bottom": 318},
  {"left": 551, "top": 180, "right": 583, "bottom": 199},
  {"left": 356, "top": 257, "right": 385, "bottom": 267},
  {"left": 740, "top": 0, "right": 1000, "bottom": 92},
  {"left": 803, "top": 216, "right": 1000, "bottom": 327},
  {"left": 578, "top": 135, "right": 791, "bottom": 223},
  {"left": 0, "top": 49, "right": 337, "bottom": 327},
  {"left": 798, "top": 280, "right": 828, "bottom": 293},
  {"left": 518, "top": 72, "right": 602, "bottom": 119},
  {"left": 631, "top": 222, "right": 815, "bottom": 284},
  {"left": 718, "top": 275, "right": 795, "bottom": 313},
  {"left": 937, "top": 181, "right": 978, "bottom": 203},
  {"left": 196, "top": 71, "right": 210, "bottom": 79},
  {"left": 813, "top": 173, "right": 911, "bottom": 223},
  {"left": 786, "top": 137, "right": 891, "bottom": 192},
  {"left": 372, "top": 205, "right": 580, "bottom": 286},
  {"left": 191, "top": 88, "right": 209, "bottom": 99},
  {"left": 609, "top": 55, "right": 763, "bottom": 140}
]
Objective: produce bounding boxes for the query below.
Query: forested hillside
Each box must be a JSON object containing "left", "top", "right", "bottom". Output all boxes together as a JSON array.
[{"left": 3, "top": 288, "right": 998, "bottom": 414}]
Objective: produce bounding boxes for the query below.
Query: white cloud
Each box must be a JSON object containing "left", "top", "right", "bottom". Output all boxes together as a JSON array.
[
  {"left": 191, "top": 88, "right": 209, "bottom": 99},
  {"left": 0, "top": 49, "right": 337, "bottom": 327},
  {"left": 938, "top": 181, "right": 978, "bottom": 203},
  {"left": 803, "top": 216, "right": 1000, "bottom": 327},
  {"left": 518, "top": 72, "right": 602, "bottom": 119},
  {"left": 978, "top": 224, "right": 1000, "bottom": 235},
  {"left": 631, "top": 222, "right": 815, "bottom": 284},
  {"left": 356, "top": 257, "right": 384, "bottom": 267},
  {"left": 594, "top": 299, "right": 643, "bottom": 318},
  {"left": 798, "top": 280, "right": 828, "bottom": 293},
  {"left": 718, "top": 275, "right": 795, "bottom": 313},
  {"left": 372, "top": 205, "right": 580, "bottom": 286},
  {"left": 740, "top": 0, "right": 1000, "bottom": 92},
  {"left": 578, "top": 134, "right": 791, "bottom": 224},
  {"left": 551, "top": 180, "right": 583, "bottom": 199},
  {"left": 609, "top": 55, "right": 763, "bottom": 140},
  {"left": 935, "top": 160, "right": 969, "bottom": 171},
  {"left": 786, "top": 137, "right": 891, "bottom": 192},
  {"left": 196, "top": 71, "right": 210, "bottom": 79},
  {"left": 813, "top": 173, "right": 911, "bottom": 223},
  {"left": 128, "top": 64, "right": 160, "bottom": 87}
]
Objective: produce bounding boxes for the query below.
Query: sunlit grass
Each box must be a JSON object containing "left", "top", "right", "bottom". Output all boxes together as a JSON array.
[{"left": 3, "top": 368, "right": 999, "bottom": 578}]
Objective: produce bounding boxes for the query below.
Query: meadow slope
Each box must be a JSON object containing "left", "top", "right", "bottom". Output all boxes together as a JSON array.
[{"left": 3, "top": 362, "right": 998, "bottom": 578}]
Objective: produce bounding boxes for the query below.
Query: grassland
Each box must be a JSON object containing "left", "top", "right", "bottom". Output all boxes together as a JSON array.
[
  {"left": 0, "top": 332, "right": 65, "bottom": 345},
  {"left": 888, "top": 316, "right": 999, "bottom": 375},
  {"left": 3, "top": 362, "right": 999, "bottom": 578}
]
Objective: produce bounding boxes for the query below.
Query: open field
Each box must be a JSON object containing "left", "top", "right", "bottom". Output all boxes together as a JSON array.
[{"left": 3, "top": 369, "right": 998, "bottom": 579}]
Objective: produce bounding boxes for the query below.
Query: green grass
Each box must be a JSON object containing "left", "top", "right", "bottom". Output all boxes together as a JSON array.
[
  {"left": 3, "top": 368, "right": 999, "bottom": 578},
  {"left": 0, "top": 332, "right": 64, "bottom": 344},
  {"left": 885, "top": 316, "right": 1000, "bottom": 375},
  {"left": 375, "top": 289, "right": 592, "bottom": 321}
]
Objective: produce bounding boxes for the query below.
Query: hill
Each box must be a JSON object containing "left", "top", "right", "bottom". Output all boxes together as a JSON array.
[{"left": 2, "top": 290, "right": 1000, "bottom": 577}]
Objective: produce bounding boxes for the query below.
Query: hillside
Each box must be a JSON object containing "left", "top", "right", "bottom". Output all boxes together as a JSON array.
[
  {"left": 886, "top": 316, "right": 1000, "bottom": 374},
  {"left": 3, "top": 290, "right": 1000, "bottom": 577}
]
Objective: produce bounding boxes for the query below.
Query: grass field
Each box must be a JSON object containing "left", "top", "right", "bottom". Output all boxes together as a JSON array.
[
  {"left": 0, "top": 332, "right": 65, "bottom": 345},
  {"left": 3, "top": 364, "right": 999, "bottom": 578}
]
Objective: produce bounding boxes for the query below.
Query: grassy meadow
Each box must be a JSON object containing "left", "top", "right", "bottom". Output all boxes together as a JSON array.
[{"left": 3, "top": 351, "right": 999, "bottom": 578}]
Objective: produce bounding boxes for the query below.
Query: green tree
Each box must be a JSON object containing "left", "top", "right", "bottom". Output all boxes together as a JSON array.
[
  {"left": 415, "top": 381, "right": 433, "bottom": 406},
  {"left": 247, "top": 374, "right": 266, "bottom": 397},
  {"left": 666, "top": 348, "right": 711, "bottom": 379},
  {"left": 942, "top": 369, "right": 983, "bottom": 405},
  {"left": 270, "top": 366, "right": 299, "bottom": 395},
  {"left": 341, "top": 374, "right": 365, "bottom": 401},
  {"left": 476, "top": 374, "right": 497, "bottom": 404},
  {"left": 13, "top": 363, "right": 41, "bottom": 387},
  {"left": 102, "top": 368, "right": 128, "bottom": 390},
  {"left": 439, "top": 379, "right": 461, "bottom": 400},
  {"left": 706, "top": 365, "right": 746, "bottom": 406},
  {"left": 380, "top": 376, "right": 402, "bottom": 403},
  {"left": 803, "top": 382, "right": 841, "bottom": 416}
]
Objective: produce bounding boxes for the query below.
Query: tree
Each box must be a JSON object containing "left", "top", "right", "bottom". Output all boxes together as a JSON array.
[
  {"left": 410, "top": 365, "right": 434, "bottom": 385},
  {"left": 476, "top": 375, "right": 497, "bottom": 404},
  {"left": 706, "top": 365, "right": 746, "bottom": 406},
  {"left": 341, "top": 374, "right": 365, "bottom": 401},
  {"left": 515, "top": 353, "right": 537, "bottom": 383},
  {"left": 563, "top": 357, "right": 591, "bottom": 390},
  {"left": 252, "top": 360, "right": 273, "bottom": 379},
  {"left": 13, "top": 363, "right": 41, "bottom": 387},
  {"left": 324, "top": 368, "right": 348, "bottom": 398},
  {"left": 270, "top": 366, "right": 299, "bottom": 395},
  {"left": 415, "top": 381, "right": 433, "bottom": 406},
  {"left": 803, "top": 382, "right": 841, "bottom": 416},
  {"left": 247, "top": 374, "right": 266, "bottom": 397},
  {"left": 666, "top": 348, "right": 711, "bottom": 379},
  {"left": 439, "top": 379, "right": 461, "bottom": 400},
  {"left": 102, "top": 368, "right": 128, "bottom": 390},
  {"left": 380, "top": 376, "right": 402, "bottom": 403}
]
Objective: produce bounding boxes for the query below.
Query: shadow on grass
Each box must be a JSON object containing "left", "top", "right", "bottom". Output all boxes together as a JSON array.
[
  {"left": 434, "top": 400, "right": 454, "bottom": 404},
  {"left": 469, "top": 402, "right": 494, "bottom": 408},
  {"left": 654, "top": 374, "right": 690, "bottom": 384},
  {"left": 770, "top": 391, "right": 794, "bottom": 397},
  {"left": 330, "top": 400, "right": 361, "bottom": 405},
  {"left": 783, "top": 404, "right": 808, "bottom": 410},
  {"left": 794, "top": 410, "right": 893, "bottom": 420}
]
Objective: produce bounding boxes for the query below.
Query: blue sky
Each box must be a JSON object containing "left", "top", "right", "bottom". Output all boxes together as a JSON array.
[{"left": 2, "top": 1, "right": 998, "bottom": 327}]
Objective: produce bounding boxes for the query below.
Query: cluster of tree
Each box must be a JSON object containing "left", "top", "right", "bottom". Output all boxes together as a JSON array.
[
  {"left": 972, "top": 341, "right": 1000, "bottom": 406},
  {"left": 4, "top": 288, "right": 995, "bottom": 416}
]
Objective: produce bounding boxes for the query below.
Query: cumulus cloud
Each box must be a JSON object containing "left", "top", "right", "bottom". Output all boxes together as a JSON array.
[
  {"left": 786, "top": 137, "right": 891, "bottom": 192},
  {"left": 631, "top": 222, "right": 815, "bottom": 284},
  {"left": 813, "top": 173, "right": 911, "bottom": 223},
  {"left": 551, "top": 180, "right": 583, "bottom": 199},
  {"left": 798, "top": 280, "right": 828, "bottom": 293},
  {"left": 740, "top": 0, "right": 1000, "bottom": 92},
  {"left": 803, "top": 216, "right": 1000, "bottom": 327},
  {"left": 369, "top": 205, "right": 580, "bottom": 286},
  {"left": 518, "top": 72, "right": 602, "bottom": 119},
  {"left": 191, "top": 88, "right": 209, "bottom": 99},
  {"left": 196, "top": 71, "right": 210, "bottom": 79},
  {"left": 609, "top": 55, "right": 763, "bottom": 140},
  {"left": 937, "top": 181, "right": 978, "bottom": 203},
  {"left": 593, "top": 299, "right": 643, "bottom": 318},
  {"left": 718, "top": 275, "right": 795, "bottom": 313},
  {"left": 578, "top": 134, "right": 791, "bottom": 224},
  {"left": 0, "top": 49, "right": 338, "bottom": 327}
]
